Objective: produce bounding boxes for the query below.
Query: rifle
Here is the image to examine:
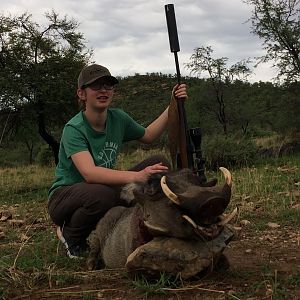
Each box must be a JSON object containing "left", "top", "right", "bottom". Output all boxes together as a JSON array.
[{"left": 165, "top": 3, "right": 207, "bottom": 183}]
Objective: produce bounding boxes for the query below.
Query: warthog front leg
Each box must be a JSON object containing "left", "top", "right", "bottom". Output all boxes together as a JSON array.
[{"left": 86, "top": 229, "right": 103, "bottom": 270}]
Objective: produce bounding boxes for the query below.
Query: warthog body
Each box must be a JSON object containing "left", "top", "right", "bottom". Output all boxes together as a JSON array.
[
  {"left": 87, "top": 205, "right": 151, "bottom": 269},
  {"left": 87, "top": 168, "right": 235, "bottom": 277}
]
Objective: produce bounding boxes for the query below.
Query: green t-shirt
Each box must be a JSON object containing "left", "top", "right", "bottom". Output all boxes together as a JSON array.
[{"left": 48, "top": 108, "right": 145, "bottom": 197}]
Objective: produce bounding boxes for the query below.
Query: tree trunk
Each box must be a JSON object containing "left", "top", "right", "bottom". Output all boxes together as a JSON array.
[
  {"left": 37, "top": 100, "right": 59, "bottom": 164},
  {"left": 25, "top": 140, "right": 34, "bottom": 164}
]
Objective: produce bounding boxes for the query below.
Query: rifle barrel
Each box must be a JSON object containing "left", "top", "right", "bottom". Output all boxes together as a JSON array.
[
  {"left": 165, "top": 4, "right": 180, "bottom": 53},
  {"left": 165, "top": 3, "right": 194, "bottom": 170}
]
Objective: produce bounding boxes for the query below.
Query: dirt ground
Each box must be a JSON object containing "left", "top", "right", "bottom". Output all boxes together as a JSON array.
[{"left": 2, "top": 223, "right": 299, "bottom": 300}]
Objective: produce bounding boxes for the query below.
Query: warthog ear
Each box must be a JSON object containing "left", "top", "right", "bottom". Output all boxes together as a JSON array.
[{"left": 120, "top": 182, "right": 143, "bottom": 206}]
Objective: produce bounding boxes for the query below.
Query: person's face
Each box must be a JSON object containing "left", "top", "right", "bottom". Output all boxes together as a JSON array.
[{"left": 77, "top": 78, "right": 115, "bottom": 111}]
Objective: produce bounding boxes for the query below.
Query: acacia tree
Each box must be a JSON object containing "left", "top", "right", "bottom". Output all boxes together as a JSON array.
[
  {"left": 0, "top": 11, "right": 92, "bottom": 163},
  {"left": 186, "top": 46, "right": 251, "bottom": 134},
  {"left": 245, "top": 0, "right": 300, "bottom": 82}
]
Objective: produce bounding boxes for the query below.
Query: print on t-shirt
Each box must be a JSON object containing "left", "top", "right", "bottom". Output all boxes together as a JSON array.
[{"left": 96, "top": 141, "right": 119, "bottom": 168}]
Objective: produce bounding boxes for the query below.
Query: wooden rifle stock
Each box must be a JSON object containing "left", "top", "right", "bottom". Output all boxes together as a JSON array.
[{"left": 165, "top": 4, "right": 193, "bottom": 170}]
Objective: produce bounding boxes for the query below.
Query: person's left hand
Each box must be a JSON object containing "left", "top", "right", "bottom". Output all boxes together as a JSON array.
[{"left": 173, "top": 83, "right": 188, "bottom": 101}]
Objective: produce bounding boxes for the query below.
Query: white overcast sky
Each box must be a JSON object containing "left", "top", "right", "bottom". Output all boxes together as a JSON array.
[{"left": 1, "top": 0, "right": 277, "bottom": 82}]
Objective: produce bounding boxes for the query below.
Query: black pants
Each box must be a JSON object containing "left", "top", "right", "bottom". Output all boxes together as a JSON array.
[{"left": 48, "top": 155, "right": 170, "bottom": 243}]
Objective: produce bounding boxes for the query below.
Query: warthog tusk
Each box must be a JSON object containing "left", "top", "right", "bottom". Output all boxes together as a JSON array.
[
  {"left": 182, "top": 215, "right": 197, "bottom": 228},
  {"left": 160, "top": 175, "right": 180, "bottom": 205},
  {"left": 144, "top": 221, "right": 170, "bottom": 234},
  {"left": 218, "top": 207, "right": 238, "bottom": 226},
  {"left": 183, "top": 215, "right": 222, "bottom": 239},
  {"left": 219, "top": 167, "right": 232, "bottom": 187}
]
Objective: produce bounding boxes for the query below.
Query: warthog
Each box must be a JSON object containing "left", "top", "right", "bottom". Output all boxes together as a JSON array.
[{"left": 87, "top": 167, "right": 236, "bottom": 278}]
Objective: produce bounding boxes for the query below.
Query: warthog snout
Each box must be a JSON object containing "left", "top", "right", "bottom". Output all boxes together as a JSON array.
[{"left": 161, "top": 167, "right": 232, "bottom": 225}]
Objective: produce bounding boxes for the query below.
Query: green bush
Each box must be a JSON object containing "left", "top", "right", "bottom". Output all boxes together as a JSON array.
[
  {"left": 36, "top": 145, "right": 54, "bottom": 166},
  {"left": 0, "top": 141, "right": 39, "bottom": 167},
  {"left": 202, "top": 134, "right": 258, "bottom": 169}
]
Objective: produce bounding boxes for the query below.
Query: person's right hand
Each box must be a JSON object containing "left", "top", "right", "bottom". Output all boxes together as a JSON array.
[{"left": 135, "top": 162, "right": 169, "bottom": 183}]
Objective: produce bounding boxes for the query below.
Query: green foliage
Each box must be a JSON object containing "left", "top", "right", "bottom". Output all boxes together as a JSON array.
[
  {"left": 0, "top": 10, "right": 92, "bottom": 163},
  {"left": 245, "top": 0, "right": 300, "bottom": 82},
  {"left": 113, "top": 73, "right": 175, "bottom": 126},
  {"left": 203, "top": 134, "right": 259, "bottom": 169},
  {"left": 186, "top": 46, "right": 252, "bottom": 134},
  {"left": 36, "top": 145, "right": 54, "bottom": 166},
  {"left": 289, "top": 268, "right": 300, "bottom": 286},
  {"left": 1, "top": 67, "right": 299, "bottom": 166},
  {"left": 0, "top": 144, "right": 27, "bottom": 168},
  {"left": 0, "top": 139, "right": 44, "bottom": 167},
  {"left": 131, "top": 272, "right": 180, "bottom": 296},
  {"left": 186, "top": 46, "right": 251, "bottom": 82}
]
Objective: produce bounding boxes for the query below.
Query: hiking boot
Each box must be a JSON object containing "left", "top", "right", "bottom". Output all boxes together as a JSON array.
[{"left": 56, "top": 226, "right": 89, "bottom": 259}]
